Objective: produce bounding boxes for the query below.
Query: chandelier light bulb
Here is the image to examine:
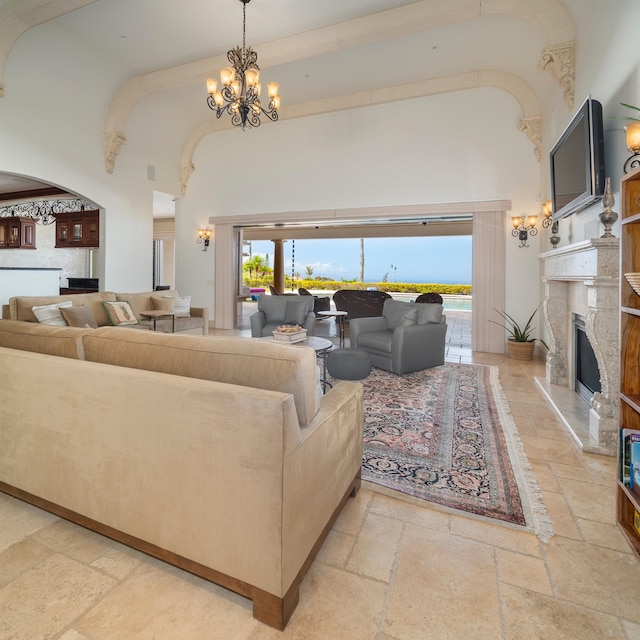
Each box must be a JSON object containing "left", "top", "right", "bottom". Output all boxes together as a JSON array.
[
  {"left": 245, "top": 68, "right": 260, "bottom": 87},
  {"left": 267, "top": 82, "right": 279, "bottom": 99},
  {"left": 206, "top": 78, "right": 218, "bottom": 95},
  {"left": 220, "top": 67, "right": 234, "bottom": 86}
]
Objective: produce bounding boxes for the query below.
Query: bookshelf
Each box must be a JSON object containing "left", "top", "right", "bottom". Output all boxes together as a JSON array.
[{"left": 618, "top": 165, "right": 640, "bottom": 557}]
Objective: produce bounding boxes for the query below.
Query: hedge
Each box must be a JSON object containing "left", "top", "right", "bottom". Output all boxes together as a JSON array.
[{"left": 243, "top": 278, "right": 472, "bottom": 296}]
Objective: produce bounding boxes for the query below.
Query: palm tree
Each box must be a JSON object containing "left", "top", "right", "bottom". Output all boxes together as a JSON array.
[
  {"left": 243, "top": 255, "right": 267, "bottom": 278},
  {"left": 305, "top": 265, "right": 314, "bottom": 278}
]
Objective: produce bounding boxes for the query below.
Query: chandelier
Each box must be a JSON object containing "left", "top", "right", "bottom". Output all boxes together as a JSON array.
[{"left": 206, "top": 0, "right": 280, "bottom": 129}]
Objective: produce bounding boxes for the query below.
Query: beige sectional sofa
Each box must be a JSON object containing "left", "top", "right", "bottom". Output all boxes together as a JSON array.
[
  {"left": 0, "top": 320, "right": 363, "bottom": 629},
  {"left": 1, "top": 289, "right": 208, "bottom": 334}
]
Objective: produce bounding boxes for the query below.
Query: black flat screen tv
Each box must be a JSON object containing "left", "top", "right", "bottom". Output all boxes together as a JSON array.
[{"left": 550, "top": 96, "right": 605, "bottom": 220}]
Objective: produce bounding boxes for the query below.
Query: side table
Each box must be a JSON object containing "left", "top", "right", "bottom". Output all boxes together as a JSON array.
[
  {"left": 317, "top": 310, "right": 348, "bottom": 348},
  {"left": 140, "top": 310, "right": 176, "bottom": 332}
]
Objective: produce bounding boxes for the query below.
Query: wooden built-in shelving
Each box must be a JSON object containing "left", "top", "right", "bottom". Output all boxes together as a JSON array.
[{"left": 618, "top": 166, "right": 640, "bottom": 558}]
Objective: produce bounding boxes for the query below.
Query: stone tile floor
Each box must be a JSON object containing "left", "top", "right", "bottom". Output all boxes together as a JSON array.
[{"left": 1, "top": 306, "right": 639, "bottom": 639}]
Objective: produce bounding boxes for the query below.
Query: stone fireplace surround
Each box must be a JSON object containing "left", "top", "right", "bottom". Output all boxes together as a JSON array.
[{"left": 536, "top": 238, "right": 619, "bottom": 456}]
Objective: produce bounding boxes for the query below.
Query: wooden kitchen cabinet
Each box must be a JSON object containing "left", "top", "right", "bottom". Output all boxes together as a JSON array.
[{"left": 54, "top": 210, "right": 99, "bottom": 248}]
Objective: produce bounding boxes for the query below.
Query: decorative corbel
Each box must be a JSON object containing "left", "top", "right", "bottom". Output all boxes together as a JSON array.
[
  {"left": 538, "top": 41, "right": 575, "bottom": 110},
  {"left": 517, "top": 116, "right": 542, "bottom": 162},
  {"left": 180, "top": 162, "right": 195, "bottom": 196},
  {"left": 104, "top": 131, "right": 127, "bottom": 174}
]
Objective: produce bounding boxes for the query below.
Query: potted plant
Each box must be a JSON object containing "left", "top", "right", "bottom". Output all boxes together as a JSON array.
[{"left": 490, "top": 307, "right": 543, "bottom": 361}]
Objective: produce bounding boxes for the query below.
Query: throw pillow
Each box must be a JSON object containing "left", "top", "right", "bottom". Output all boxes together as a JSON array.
[
  {"left": 102, "top": 300, "right": 138, "bottom": 325},
  {"left": 174, "top": 296, "right": 191, "bottom": 318},
  {"left": 383, "top": 299, "right": 417, "bottom": 329},
  {"left": 60, "top": 305, "right": 98, "bottom": 329},
  {"left": 416, "top": 303, "right": 444, "bottom": 325},
  {"left": 151, "top": 296, "right": 175, "bottom": 312},
  {"left": 32, "top": 301, "right": 73, "bottom": 326}
]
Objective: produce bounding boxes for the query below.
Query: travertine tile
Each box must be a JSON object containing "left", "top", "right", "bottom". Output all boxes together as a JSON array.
[
  {"left": 315, "top": 528, "right": 356, "bottom": 568},
  {"left": 384, "top": 525, "right": 501, "bottom": 639},
  {"left": 345, "top": 512, "right": 403, "bottom": 581},
  {"left": 0, "top": 537, "right": 52, "bottom": 589},
  {"left": 501, "top": 583, "right": 626, "bottom": 639},
  {"left": 0, "top": 553, "right": 116, "bottom": 640},
  {"left": 75, "top": 562, "right": 257, "bottom": 640},
  {"left": 520, "top": 434, "right": 582, "bottom": 465},
  {"left": 449, "top": 512, "right": 542, "bottom": 556},
  {"left": 254, "top": 563, "right": 386, "bottom": 640},
  {"left": 33, "top": 519, "right": 122, "bottom": 564},
  {"left": 368, "top": 491, "right": 450, "bottom": 533},
  {"left": 544, "top": 536, "right": 640, "bottom": 623},
  {"left": 0, "top": 494, "right": 57, "bottom": 553},
  {"left": 333, "top": 488, "right": 372, "bottom": 536},
  {"left": 529, "top": 460, "right": 562, "bottom": 493},
  {"left": 540, "top": 490, "right": 583, "bottom": 540},
  {"left": 557, "top": 477, "right": 616, "bottom": 524},
  {"left": 496, "top": 548, "right": 553, "bottom": 596},
  {"left": 576, "top": 518, "right": 634, "bottom": 553}
]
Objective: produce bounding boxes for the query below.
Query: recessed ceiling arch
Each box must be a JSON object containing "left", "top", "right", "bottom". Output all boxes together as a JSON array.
[{"left": 179, "top": 68, "right": 542, "bottom": 195}]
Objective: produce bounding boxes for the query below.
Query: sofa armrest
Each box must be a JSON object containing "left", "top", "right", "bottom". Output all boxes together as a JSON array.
[
  {"left": 391, "top": 322, "right": 448, "bottom": 372},
  {"left": 2, "top": 304, "right": 9, "bottom": 320},
  {"left": 282, "top": 380, "right": 363, "bottom": 588},
  {"left": 250, "top": 310, "right": 267, "bottom": 337},
  {"left": 302, "top": 312, "right": 316, "bottom": 335},
  {"left": 189, "top": 306, "right": 209, "bottom": 334},
  {"left": 349, "top": 316, "right": 388, "bottom": 348}
]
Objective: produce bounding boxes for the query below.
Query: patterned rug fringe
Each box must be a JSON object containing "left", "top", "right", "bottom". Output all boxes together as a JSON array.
[{"left": 486, "top": 366, "right": 555, "bottom": 542}]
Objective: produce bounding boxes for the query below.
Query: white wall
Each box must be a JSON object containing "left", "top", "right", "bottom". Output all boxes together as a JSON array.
[{"left": 180, "top": 87, "right": 542, "bottom": 327}]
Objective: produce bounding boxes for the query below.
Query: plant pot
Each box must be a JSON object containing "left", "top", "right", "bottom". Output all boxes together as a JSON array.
[{"left": 507, "top": 339, "right": 535, "bottom": 361}]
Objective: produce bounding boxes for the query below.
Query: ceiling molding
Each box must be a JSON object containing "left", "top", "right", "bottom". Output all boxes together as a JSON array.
[
  {"left": 0, "top": 0, "right": 97, "bottom": 97},
  {"left": 102, "top": 0, "right": 573, "bottom": 174},
  {"left": 180, "top": 68, "right": 542, "bottom": 195}
]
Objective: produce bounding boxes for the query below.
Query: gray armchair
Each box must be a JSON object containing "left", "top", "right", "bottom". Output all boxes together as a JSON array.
[
  {"left": 250, "top": 294, "right": 316, "bottom": 337},
  {"left": 349, "top": 299, "right": 446, "bottom": 374}
]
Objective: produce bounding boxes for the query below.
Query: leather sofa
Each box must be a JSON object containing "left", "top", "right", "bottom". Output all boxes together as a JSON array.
[
  {"left": 349, "top": 299, "right": 447, "bottom": 374},
  {"left": 332, "top": 289, "right": 392, "bottom": 320},
  {"left": 0, "top": 319, "right": 363, "bottom": 629},
  {"left": 2, "top": 289, "right": 208, "bottom": 334}
]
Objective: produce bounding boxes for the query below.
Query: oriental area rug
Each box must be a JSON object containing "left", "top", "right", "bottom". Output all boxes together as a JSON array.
[{"left": 359, "top": 363, "right": 553, "bottom": 541}]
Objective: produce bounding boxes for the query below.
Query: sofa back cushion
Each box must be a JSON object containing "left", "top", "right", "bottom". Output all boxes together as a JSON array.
[
  {"left": 382, "top": 299, "right": 418, "bottom": 329},
  {"left": 415, "top": 302, "right": 444, "bottom": 325},
  {"left": 82, "top": 328, "right": 320, "bottom": 427},
  {"left": 0, "top": 319, "right": 92, "bottom": 359},
  {"left": 257, "top": 294, "right": 313, "bottom": 325},
  {"left": 9, "top": 292, "right": 116, "bottom": 325}
]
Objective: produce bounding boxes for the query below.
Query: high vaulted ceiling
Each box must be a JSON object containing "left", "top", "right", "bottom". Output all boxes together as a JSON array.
[{"left": 1, "top": 0, "right": 582, "bottom": 205}]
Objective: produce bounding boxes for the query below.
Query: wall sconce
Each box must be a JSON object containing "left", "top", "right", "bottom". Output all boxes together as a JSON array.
[
  {"left": 197, "top": 228, "right": 212, "bottom": 251},
  {"left": 624, "top": 121, "right": 640, "bottom": 173},
  {"left": 511, "top": 215, "right": 538, "bottom": 248},
  {"left": 541, "top": 200, "right": 553, "bottom": 228}
]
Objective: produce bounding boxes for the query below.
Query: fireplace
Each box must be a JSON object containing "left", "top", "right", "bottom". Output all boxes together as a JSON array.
[
  {"left": 573, "top": 314, "right": 601, "bottom": 404},
  {"left": 536, "top": 238, "right": 619, "bottom": 456}
]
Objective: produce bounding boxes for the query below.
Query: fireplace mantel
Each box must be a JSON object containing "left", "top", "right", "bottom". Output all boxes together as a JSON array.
[{"left": 536, "top": 237, "right": 619, "bottom": 455}]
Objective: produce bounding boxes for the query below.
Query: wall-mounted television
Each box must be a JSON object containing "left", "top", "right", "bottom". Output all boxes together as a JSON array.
[{"left": 550, "top": 96, "right": 606, "bottom": 220}]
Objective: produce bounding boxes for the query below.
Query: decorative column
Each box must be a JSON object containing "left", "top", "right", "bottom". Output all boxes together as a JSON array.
[
  {"left": 543, "top": 279, "right": 568, "bottom": 386},
  {"left": 272, "top": 239, "right": 285, "bottom": 294},
  {"left": 585, "top": 281, "right": 619, "bottom": 451}
]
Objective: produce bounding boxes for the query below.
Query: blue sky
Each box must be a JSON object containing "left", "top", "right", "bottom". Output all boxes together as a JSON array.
[{"left": 247, "top": 236, "right": 472, "bottom": 284}]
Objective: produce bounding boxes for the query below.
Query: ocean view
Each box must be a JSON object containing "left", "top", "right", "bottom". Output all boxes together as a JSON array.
[{"left": 247, "top": 236, "right": 472, "bottom": 285}]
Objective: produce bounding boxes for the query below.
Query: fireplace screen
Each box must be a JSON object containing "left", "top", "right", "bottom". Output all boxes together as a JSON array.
[{"left": 574, "top": 315, "right": 601, "bottom": 404}]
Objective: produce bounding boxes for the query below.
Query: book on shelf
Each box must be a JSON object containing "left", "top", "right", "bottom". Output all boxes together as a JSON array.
[
  {"left": 630, "top": 433, "right": 640, "bottom": 498},
  {"left": 621, "top": 429, "right": 640, "bottom": 486}
]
